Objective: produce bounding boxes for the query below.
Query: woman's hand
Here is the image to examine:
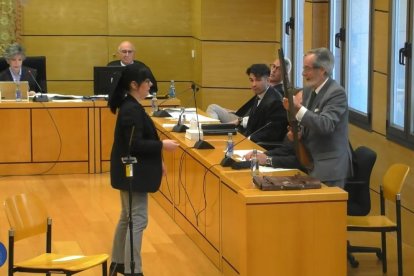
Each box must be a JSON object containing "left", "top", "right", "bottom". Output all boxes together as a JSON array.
[{"left": 162, "top": 139, "right": 179, "bottom": 151}]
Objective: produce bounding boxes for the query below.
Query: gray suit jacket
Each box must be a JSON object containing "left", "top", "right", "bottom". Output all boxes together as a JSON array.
[{"left": 301, "top": 78, "right": 352, "bottom": 182}]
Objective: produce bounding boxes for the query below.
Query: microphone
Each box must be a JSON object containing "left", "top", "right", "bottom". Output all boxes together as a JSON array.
[
  {"left": 191, "top": 83, "right": 214, "bottom": 149},
  {"left": 220, "top": 122, "right": 273, "bottom": 167},
  {"left": 28, "top": 69, "right": 48, "bottom": 102},
  {"left": 172, "top": 107, "right": 189, "bottom": 132},
  {"left": 152, "top": 85, "right": 194, "bottom": 117}
]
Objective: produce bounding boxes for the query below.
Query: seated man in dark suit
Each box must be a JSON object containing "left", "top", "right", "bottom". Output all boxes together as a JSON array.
[
  {"left": 206, "top": 58, "right": 290, "bottom": 123},
  {"left": 208, "top": 64, "right": 288, "bottom": 143},
  {"left": 107, "top": 41, "right": 158, "bottom": 93},
  {"left": 0, "top": 43, "right": 39, "bottom": 94}
]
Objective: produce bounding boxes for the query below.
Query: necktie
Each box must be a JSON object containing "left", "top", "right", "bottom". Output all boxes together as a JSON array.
[
  {"left": 307, "top": 91, "right": 317, "bottom": 108},
  {"left": 250, "top": 96, "right": 260, "bottom": 115}
]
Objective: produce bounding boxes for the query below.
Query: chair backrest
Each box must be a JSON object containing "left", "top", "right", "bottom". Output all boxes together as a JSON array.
[
  {"left": 0, "top": 56, "right": 47, "bottom": 92},
  {"left": 4, "top": 193, "right": 48, "bottom": 241},
  {"left": 345, "top": 146, "right": 377, "bottom": 216},
  {"left": 382, "top": 163, "right": 410, "bottom": 202}
]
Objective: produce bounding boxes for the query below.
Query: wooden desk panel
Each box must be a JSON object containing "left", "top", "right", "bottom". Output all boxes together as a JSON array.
[
  {"left": 32, "top": 107, "right": 90, "bottom": 162},
  {"left": 150, "top": 116, "right": 347, "bottom": 276},
  {"left": 0, "top": 109, "right": 31, "bottom": 162}
]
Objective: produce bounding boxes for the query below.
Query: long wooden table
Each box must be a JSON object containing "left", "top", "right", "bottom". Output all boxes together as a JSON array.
[
  {"left": 151, "top": 116, "right": 348, "bottom": 276},
  {"left": 0, "top": 99, "right": 180, "bottom": 175}
]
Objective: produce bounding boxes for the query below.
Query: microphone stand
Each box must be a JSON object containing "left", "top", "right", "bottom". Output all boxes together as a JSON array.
[
  {"left": 191, "top": 84, "right": 214, "bottom": 149},
  {"left": 28, "top": 69, "right": 48, "bottom": 102},
  {"left": 172, "top": 107, "right": 189, "bottom": 133},
  {"left": 120, "top": 126, "right": 137, "bottom": 276},
  {"left": 220, "top": 122, "right": 273, "bottom": 167}
]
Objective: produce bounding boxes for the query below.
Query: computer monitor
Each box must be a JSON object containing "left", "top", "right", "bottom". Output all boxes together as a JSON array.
[{"left": 93, "top": 66, "right": 124, "bottom": 95}]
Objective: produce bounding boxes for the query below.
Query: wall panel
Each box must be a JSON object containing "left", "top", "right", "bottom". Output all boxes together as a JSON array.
[
  {"left": 371, "top": 72, "right": 387, "bottom": 134},
  {"left": 373, "top": 11, "right": 388, "bottom": 74},
  {"left": 22, "top": 0, "right": 108, "bottom": 35},
  {"left": 108, "top": 0, "right": 192, "bottom": 36},
  {"left": 22, "top": 36, "right": 108, "bottom": 81},
  {"left": 201, "top": 42, "right": 278, "bottom": 88},
  {"left": 107, "top": 37, "right": 194, "bottom": 82},
  {"left": 201, "top": 0, "right": 277, "bottom": 41}
]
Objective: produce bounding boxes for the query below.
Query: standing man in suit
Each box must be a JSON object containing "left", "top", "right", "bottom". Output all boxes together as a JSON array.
[
  {"left": 108, "top": 41, "right": 158, "bottom": 93},
  {"left": 284, "top": 47, "right": 352, "bottom": 188},
  {"left": 0, "top": 43, "right": 39, "bottom": 94}
]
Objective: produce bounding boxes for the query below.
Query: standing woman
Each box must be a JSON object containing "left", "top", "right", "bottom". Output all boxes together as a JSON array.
[{"left": 108, "top": 63, "right": 179, "bottom": 276}]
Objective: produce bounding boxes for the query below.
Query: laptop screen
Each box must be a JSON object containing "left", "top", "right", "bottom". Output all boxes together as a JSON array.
[{"left": 0, "top": 81, "right": 29, "bottom": 102}]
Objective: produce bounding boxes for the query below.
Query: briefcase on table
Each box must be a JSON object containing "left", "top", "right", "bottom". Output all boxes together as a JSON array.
[{"left": 253, "top": 174, "right": 322, "bottom": 191}]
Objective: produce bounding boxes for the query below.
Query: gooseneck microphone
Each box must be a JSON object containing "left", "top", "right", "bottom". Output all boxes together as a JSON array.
[
  {"left": 28, "top": 69, "right": 49, "bottom": 102},
  {"left": 220, "top": 122, "right": 273, "bottom": 167},
  {"left": 191, "top": 83, "right": 214, "bottom": 149},
  {"left": 172, "top": 107, "right": 189, "bottom": 132}
]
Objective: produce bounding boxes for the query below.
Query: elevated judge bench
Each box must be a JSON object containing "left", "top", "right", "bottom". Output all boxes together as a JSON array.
[{"left": 0, "top": 100, "right": 347, "bottom": 275}]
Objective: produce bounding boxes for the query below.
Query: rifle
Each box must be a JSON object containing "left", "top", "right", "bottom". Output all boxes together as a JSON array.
[{"left": 278, "top": 48, "right": 313, "bottom": 171}]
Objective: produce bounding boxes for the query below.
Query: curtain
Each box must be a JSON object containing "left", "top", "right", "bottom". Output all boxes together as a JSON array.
[{"left": 0, "top": 0, "right": 22, "bottom": 53}]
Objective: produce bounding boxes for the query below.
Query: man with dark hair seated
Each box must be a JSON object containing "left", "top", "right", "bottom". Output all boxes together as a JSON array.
[{"left": 207, "top": 63, "right": 288, "bottom": 143}]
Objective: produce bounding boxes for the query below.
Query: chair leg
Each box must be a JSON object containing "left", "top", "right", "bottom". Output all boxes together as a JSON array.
[
  {"left": 397, "top": 228, "right": 403, "bottom": 276},
  {"left": 347, "top": 241, "right": 359, "bottom": 268},
  {"left": 381, "top": 231, "right": 387, "bottom": 273},
  {"left": 103, "top": 261, "right": 108, "bottom": 276}
]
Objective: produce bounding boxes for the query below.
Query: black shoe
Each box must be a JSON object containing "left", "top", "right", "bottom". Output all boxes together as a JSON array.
[{"left": 109, "top": 262, "right": 125, "bottom": 275}]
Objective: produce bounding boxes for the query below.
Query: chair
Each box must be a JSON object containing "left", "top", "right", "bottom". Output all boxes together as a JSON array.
[
  {"left": 0, "top": 56, "right": 47, "bottom": 92},
  {"left": 344, "top": 146, "right": 377, "bottom": 267},
  {"left": 347, "top": 163, "right": 410, "bottom": 276},
  {"left": 4, "top": 193, "right": 108, "bottom": 276}
]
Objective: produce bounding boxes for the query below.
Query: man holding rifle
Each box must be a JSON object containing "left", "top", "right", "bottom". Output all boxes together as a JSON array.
[{"left": 283, "top": 47, "right": 352, "bottom": 188}]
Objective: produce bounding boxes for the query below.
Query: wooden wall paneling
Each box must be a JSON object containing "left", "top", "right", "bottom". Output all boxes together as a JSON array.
[
  {"left": 373, "top": 10, "right": 389, "bottom": 74},
  {"left": 191, "top": 0, "right": 202, "bottom": 38},
  {"left": 47, "top": 81, "right": 93, "bottom": 95},
  {"left": 371, "top": 72, "right": 387, "bottom": 134},
  {"left": 201, "top": 0, "right": 277, "bottom": 41},
  {"left": 199, "top": 88, "right": 252, "bottom": 113},
  {"left": 0, "top": 109, "right": 31, "bottom": 162},
  {"left": 107, "top": 37, "right": 194, "bottom": 83},
  {"left": 22, "top": 0, "right": 108, "bottom": 35},
  {"left": 304, "top": 2, "right": 329, "bottom": 51},
  {"left": 31, "top": 107, "right": 90, "bottom": 162},
  {"left": 375, "top": 0, "right": 390, "bottom": 11},
  {"left": 107, "top": 0, "right": 192, "bottom": 36},
  {"left": 201, "top": 42, "right": 278, "bottom": 88},
  {"left": 22, "top": 36, "right": 109, "bottom": 81}
]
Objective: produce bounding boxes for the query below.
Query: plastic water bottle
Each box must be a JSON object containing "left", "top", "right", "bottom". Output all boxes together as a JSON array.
[
  {"left": 169, "top": 80, "right": 176, "bottom": 98},
  {"left": 15, "top": 83, "right": 22, "bottom": 102},
  {"left": 225, "top": 133, "right": 234, "bottom": 158},
  {"left": 251, "top": 149, "right": 259, "bottom": 177},
  {"left": 151, "top": 92, "right": 158, "bottom": 114}
]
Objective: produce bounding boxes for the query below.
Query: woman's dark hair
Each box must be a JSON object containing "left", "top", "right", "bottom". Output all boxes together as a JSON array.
[{"left": 108, "top": 63, "right": 152, "bottom": 114}]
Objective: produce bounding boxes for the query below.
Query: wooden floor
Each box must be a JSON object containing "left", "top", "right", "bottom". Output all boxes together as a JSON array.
[{"left": 0, "top": 173, "right": 413, "bottom": 276}]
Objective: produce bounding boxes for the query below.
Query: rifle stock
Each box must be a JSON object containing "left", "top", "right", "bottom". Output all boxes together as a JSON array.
[{"left": 278, "top": 48, "right": 314, "bottom": 171}]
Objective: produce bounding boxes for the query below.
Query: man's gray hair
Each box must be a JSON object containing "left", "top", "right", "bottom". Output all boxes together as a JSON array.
[
  {"left": 305, "top": 47, "right": 334, "bottom": 77},
  {"left": 3, "top": 43, "right": 26, "bottom": 60}
]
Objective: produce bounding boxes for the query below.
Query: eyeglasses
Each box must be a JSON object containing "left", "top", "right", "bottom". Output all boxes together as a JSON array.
[
  {"left": 302, "top": 66, "right": 319, "bottom": 73},
  {"left": 269, "top": 64, "right": 280, "bottom": 70},
  {"left": 119, "top": 50, "right": 134, "bottom": 54}
]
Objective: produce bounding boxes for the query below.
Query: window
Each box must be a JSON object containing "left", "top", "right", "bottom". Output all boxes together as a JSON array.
[{"left": 388, "top": 0, "right": 414, "bottom": 147}]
